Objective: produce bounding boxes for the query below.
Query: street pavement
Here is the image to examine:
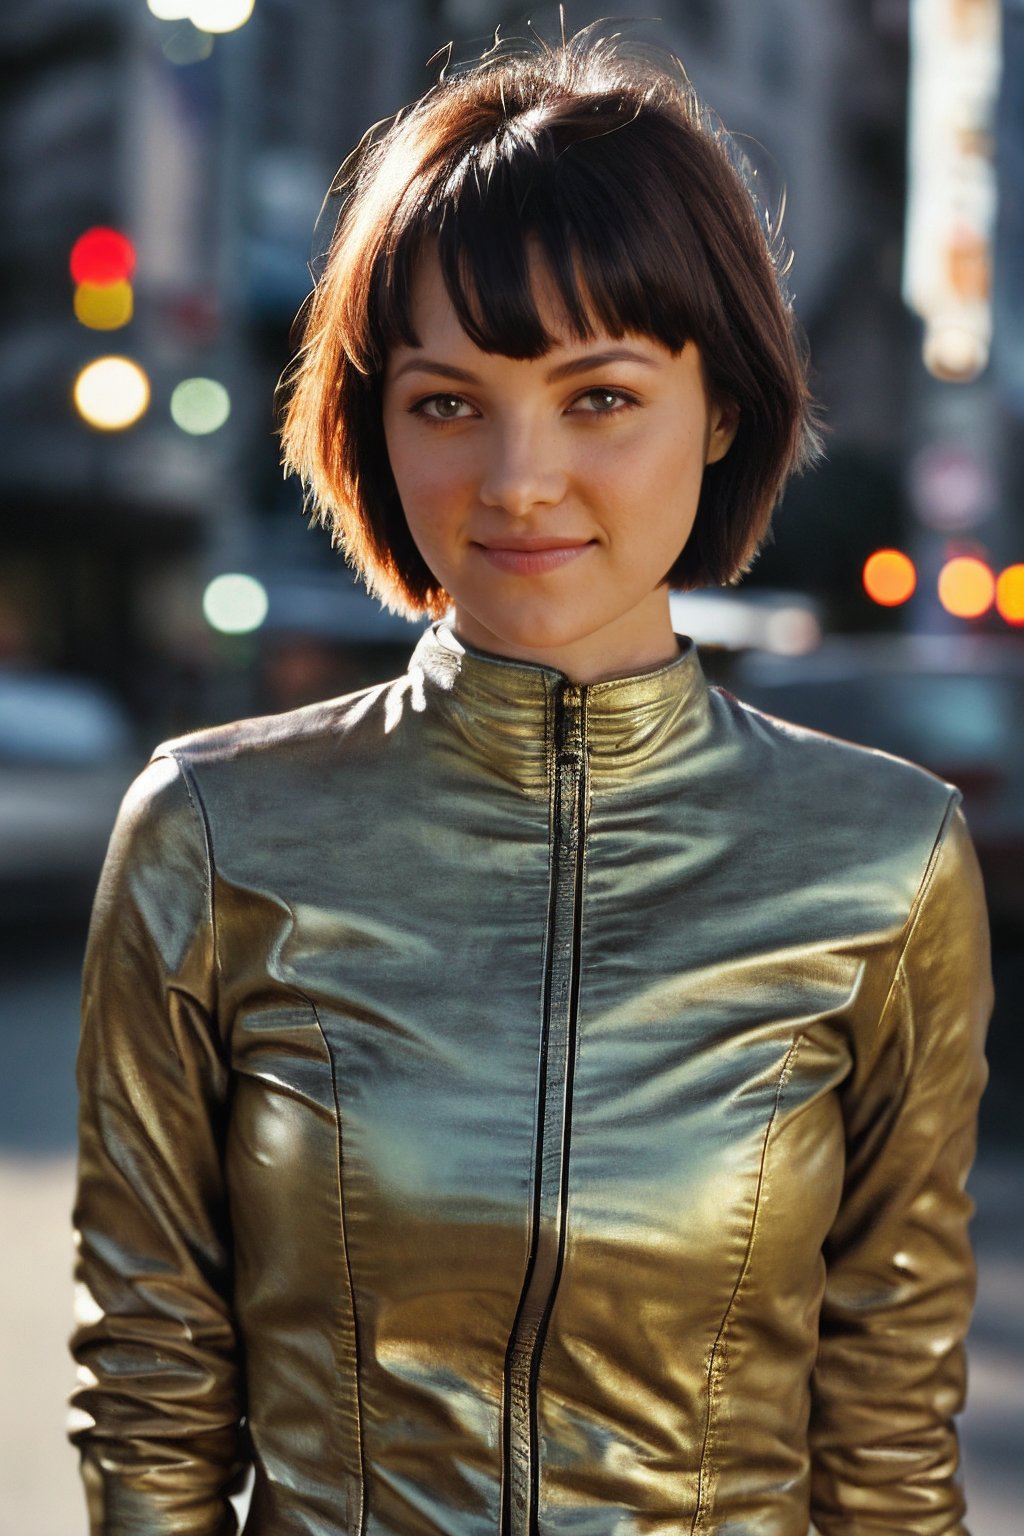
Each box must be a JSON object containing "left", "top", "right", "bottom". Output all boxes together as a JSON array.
[{"left": 2, "top": 932, "right": 1022, "bottom": 1536}]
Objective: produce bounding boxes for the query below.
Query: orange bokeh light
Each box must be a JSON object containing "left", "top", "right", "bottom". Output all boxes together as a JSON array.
[
  {"left": 863, "top": 549, "right": 917, "bottom": 607},
  {"left": 995, "top": 564, "right": 1024, "bottom": 626},
  {"left": 937, "top": 556, "right": 995, "bottom": 619}
]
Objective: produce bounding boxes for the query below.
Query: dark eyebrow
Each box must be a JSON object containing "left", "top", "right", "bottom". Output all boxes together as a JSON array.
[
  {"left": 387, "top": 347, "right": 661, "bottom": 387},
  {"left": 388, "top": 359, "right": 481, "bottom": 385},
  {"left": 546, "top": 348, "right": 661, "bottom": 381}
]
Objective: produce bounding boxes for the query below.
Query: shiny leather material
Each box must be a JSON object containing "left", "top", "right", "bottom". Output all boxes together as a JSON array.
[{"left": 70, "top": 623, "right": 993, "bottom": 1536}]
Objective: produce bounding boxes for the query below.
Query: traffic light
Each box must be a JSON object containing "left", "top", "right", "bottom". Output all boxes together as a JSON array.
[{"left": 70, "top": 226, "right": 136, "bottom": 331}]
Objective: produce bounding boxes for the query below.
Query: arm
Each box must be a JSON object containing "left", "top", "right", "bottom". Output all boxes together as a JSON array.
[
  {"left": 809, "top": 798, "right": 993, "bottom": 1536},
  {"left": 69, "top": 754, "right": 246, "bottom": 1536}
]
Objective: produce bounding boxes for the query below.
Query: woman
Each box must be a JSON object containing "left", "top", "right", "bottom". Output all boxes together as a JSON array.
[{"left": 69, "top": 27, "right": 993, "bottom": 1536}]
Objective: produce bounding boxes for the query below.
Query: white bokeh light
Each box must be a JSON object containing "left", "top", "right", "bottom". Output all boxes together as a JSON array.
[
  {"left": 146, "top": 0, "right": 193, "bottom": 19},
  {"left": 190, "top": 0, "right": 256, "bottom": 33},
  {"left": 73, "top": 356, "right": 151, "bottom": 431},
  {"left": 202, "top": 574, "right": 269, "bottom": 635}
]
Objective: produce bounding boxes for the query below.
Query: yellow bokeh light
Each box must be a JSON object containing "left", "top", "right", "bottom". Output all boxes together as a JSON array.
[
  {"left": 146, "top": 0, "right": 193, "bottom": 18},
  {"left": 73, "top": 356, "right": 151, "bottom": 431},
  {"left": 936, "top": 556, "right": 995, "bottom": 619},
  {"left": 863, "top": 549, "right": 917, "bottom": 607},
  {"left": 202, "top": 573, "right": 268, "bottom": 635},
  {"left": 171, "top": 377, "right": 231, "bottom": 435},
  {"left": 995, "top": 564, "right": 1024, "bottom": 626},
  {"left": 73, "top": 280, "right": 134, "bottom": 331},
  {"left": 190, "top": 0, "right": 256, "bottom": 34}
]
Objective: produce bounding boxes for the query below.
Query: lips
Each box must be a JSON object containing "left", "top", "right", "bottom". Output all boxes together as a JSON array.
[
  {"left": 476, "top": 537, "right": 592, "bottom": 552},
  {"left": 473, "top": 538, "right": 595, "bottom": 575}
]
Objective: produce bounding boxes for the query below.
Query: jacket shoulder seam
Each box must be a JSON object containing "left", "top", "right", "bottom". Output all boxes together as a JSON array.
[
  {"left": 874, "top": 789, "right": 961, "bottom": 1040},
  {"left": 153, "top": 748, "right": 221, "bottom": 1022}
]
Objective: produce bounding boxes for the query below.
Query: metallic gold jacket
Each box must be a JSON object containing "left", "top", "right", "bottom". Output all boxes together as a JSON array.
[{"left": 70, "top": 624, "right": 992, "bottom": 1536}]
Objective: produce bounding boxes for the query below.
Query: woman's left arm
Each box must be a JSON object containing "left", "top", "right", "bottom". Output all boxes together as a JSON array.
[{"left": 809, "top": 797, "right": 993, "bottom": 1536}]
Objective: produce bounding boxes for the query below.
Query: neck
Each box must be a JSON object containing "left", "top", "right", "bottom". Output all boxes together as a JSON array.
[{"left": 449, "top": 591, "right": 681, "bottom": 685}]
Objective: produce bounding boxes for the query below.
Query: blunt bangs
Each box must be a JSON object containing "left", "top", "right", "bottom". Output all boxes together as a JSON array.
[
  {"left": 375, "top": 102, "right": 711, "bottom": 364},
  {"left": 278, "top": 34, "right": 823, "bottom": 618}
]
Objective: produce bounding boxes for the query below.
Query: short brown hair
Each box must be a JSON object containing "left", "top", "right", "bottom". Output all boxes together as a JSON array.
[{"left": 278, "top": 28, "right": 823, "bottom": 618}]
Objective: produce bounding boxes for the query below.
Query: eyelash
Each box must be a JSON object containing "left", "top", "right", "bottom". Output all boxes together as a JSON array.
[{"left": 408, "top": 387, "right": 642, "bottom": 424}]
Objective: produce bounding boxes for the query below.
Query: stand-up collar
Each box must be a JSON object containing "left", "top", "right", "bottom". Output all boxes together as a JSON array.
[{"left": 407, "top": 622, "right": 710, "bottom": 791}]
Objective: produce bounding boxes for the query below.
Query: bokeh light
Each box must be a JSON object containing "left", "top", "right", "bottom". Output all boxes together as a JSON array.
[
  {"left": 146, "top": 0, "right": 193, "bottom": 17},
  {"left": 995, "top": 564, "right": 1024, "bottom": 626},
  {"left": 937, "top": 556, "right": 995, "bottom": 619},
  {"left": 202, "top": 573, "right": 268, "bottom": 635},
  {"left": 190, "top": 0, "right": 256, "bottom": 33},
  {"left": 170, "top": 377, "right": 231, "bottom": 435},
  {"left": 73, "top": 357, "right": 151, "bottom": 431},
  {"left": 764, "top": 607, "right": 822, "bottom": 656},
  {"left": 923, "top": 322, "right": 989, "bottom": 383},
  {"left": 73, "top": 280, "right": 134, "bottom": 331},
  {"left": 162, "top": 23, "right": 215, "bottom": 64},
  {"left": 863, "top": 549, "right": 917, "bottom": 607},
  {"left": 70, "top": 228, "right": 136, "bottom": 287}
]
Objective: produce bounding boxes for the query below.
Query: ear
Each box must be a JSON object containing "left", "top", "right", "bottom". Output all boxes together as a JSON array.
[{"left": 705, "top": 395, "right": 740, "bottom": 466}]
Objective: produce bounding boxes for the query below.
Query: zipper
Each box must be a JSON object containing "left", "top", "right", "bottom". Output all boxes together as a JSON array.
[{"left": 502, "top": 681, "right": 589, "bottom": 1536}]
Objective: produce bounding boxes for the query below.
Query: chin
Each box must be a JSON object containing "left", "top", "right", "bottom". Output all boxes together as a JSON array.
[{"left": 464, "top": 602, "right": 600, "bottom": 657}]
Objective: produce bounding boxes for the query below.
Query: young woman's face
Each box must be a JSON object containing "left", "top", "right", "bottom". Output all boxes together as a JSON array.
[{"left": 382, "top": 248, "right": 738, "bottom": 683}]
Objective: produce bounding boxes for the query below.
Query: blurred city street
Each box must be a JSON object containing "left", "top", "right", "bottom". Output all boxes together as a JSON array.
[
  {"left": 2, "top": 929, "right": 1022, "bottom": 1536},
  {"left": 2, "top": 0, "right": 1023, "bottom": 1530}
]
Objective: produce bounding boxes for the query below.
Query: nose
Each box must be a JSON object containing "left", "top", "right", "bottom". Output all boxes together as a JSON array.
[{"left": 477, "top": 419, "right": 567, "bottom": 516}]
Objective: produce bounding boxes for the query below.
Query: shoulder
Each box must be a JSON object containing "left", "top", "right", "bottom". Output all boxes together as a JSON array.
[
  {"left": 91, "top": 755, "right": 214, "bottom": 958},
  {"left": 712, "top": 683, "right": 954, "bottom": 795},
  {"left": 152, "top": 677, "right": 396, "bottom": 775},
  {"left": 706, "top": 684, "right": 960, "bottom": 876},
  {"left": 103, "top": 672, "right": 411, "bottom": 856}
]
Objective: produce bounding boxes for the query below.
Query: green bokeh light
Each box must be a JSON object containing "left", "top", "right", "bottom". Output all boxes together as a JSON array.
[{"left": 171, "top": 377, "right": 231, "bottom": 436}]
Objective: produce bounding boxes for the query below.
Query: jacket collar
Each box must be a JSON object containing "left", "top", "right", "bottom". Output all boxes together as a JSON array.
[{"left": 407, "top": 621, "right": 710, "bottom": 789}]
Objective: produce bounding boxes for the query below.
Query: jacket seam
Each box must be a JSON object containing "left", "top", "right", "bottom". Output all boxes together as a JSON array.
[
  {"left": 157, "top": 750, "right": 222, "bottom": 1027},
  {"left": 309, "top": 996, "right": 368, "bottom": 1536},
  {"left": 691, "top": 1028, "right": 806, "bottom": 1535},
  {"left": 872, "top": 790, "right": 960, "bottom": 1038}
]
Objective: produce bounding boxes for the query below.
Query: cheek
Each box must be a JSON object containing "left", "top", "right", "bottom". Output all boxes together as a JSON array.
[
  {"left": 386, "top": 430, "right": 470, "bottom": 516},
  {"left": 597, "top": 430, "right": 703, "bottom": 522}
]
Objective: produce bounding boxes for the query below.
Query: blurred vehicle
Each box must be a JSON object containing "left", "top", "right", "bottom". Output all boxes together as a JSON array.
[
  {"left": 0, "top": 670, "right": 142, "bottom": 922},
  {"left": 670, "top": 588, "right": 823, "bottom": 657},
  {"left": 729, "top": 634, "right": 1024, "bottom": 933},
  {"left": 237, "top": 567, "right": 419, "bottom": 711}
]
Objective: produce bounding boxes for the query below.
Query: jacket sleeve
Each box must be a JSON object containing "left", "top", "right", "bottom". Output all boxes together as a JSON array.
[
  {"left": 808, "top": 797, "right": 993, "bottom": 1536},
  {"left": 69, "top": 752, "right": 246, "bottom": 1536}
]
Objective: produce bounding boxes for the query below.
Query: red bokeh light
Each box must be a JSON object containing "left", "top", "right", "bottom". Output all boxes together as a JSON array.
[{"left": 70, "top": 227, "right": 137, "bottom": 287}]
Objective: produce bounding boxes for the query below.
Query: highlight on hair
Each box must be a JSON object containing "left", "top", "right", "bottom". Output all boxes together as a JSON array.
[{"left": 278, "top": 22, "right": 823, "bottom": 618}]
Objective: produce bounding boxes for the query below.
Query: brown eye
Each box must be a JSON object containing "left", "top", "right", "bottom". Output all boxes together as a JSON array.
[
  {"left": 419, "top": 394, "right": 471, "bottom": 421},
  {"left": 571, "top": 388, "right": 639, "bottom": 414}
]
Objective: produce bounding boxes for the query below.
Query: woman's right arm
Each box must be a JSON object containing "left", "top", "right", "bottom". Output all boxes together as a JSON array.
[{"left": 69, "top": 753, "right": 246, "bottom": 1536}]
